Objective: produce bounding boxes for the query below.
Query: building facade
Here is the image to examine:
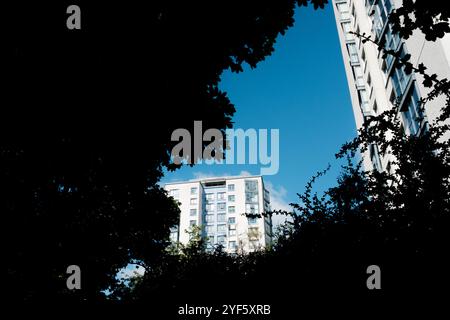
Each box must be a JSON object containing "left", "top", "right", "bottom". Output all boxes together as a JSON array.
[
  {"left": 333, "top": 0, "right": 450, "bottom": 171},
  {"left": 164, "top": 175, "right": 272, "bottom": 253}
]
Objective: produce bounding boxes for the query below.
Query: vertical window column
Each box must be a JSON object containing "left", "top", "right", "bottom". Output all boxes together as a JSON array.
[{"left": 347, "top": 43, "right": 359, "bottom": 64}]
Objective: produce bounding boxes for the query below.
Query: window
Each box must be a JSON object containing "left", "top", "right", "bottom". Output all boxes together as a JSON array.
[
  {"left": 205, "top": 215, "right": 215, "bottom": 223},
  {"left": 337, "top": 2, "right": 350, "bottom": 20},
  {"left": 190, "top": 198, "right": 197, "bottom": 205},
  {"left": 392, "top": 67, "right": 409, "bottom": 99},
  {"left": 381, "top": 60, "right": 388, "bottom": 80},
  {"left": 347, "top": 43, "right": 359, "bottom": 64},
  {"left": 190, "top": 187, "right": 197, "bottom": 195},
  {"left": 217, "top": 213, "right": 226, "bottom": 223},
  {"left": 358, "top": 89, "right": 370, "bottom": 112},
  {"left": 228, "top": 217, "right": 236, "bottom": 224},
  {"left": 228, "top": 184, "right": 235, "bottom": 192},
  {"left": 228, "top": 206, "right": 235, "bottom": 214},
  {"left": 204, "top": 180, "right": 225, "bottom": 187},
  {"left": 246, "top": 204, "right": 259, "bottom": 215},
  {"left": 228, "top": 195, "right": 235, "bottom": 202},
  {"left": 189, "top": 220, "right": 196, "bottom": 227},
  {"left": 217, "top": 235, "right": 226, "bottom": 246},
  {"left": 217, "top": 202, "right": 226, "bottom": 211},
  {"left": 384, "top": 25, "right": 400, "bottom": 70},
  {"left": 365, "top": 0, "right": 376, "bottom": 10},
  {"left": 401, "top": 87, "right": 423, "bottom": 136},
  {"left": 229, "top": 229, "right": 237, "bottom": 236},
  {"left": 206, "top": 204, "right": 215, "bottom": 212},
  {"left": 245, "top": 180, "right": 258, "bottom": 192},
  {"left": 217, "top": 192, "right": 226, "bottom": 200},
  {"left": 248, "top": 217, "right": 258, "bottom": 225},
  {"left": 370, "top": 0, "right": 392, "bottom": 37},
  {"left": 205, "top": 225, "right": 215, "bottom": 233},
  {"left": 245, "top": 192, "right": 258, "bottom": 203},
  {"left": 245, "top": 181, "right": 259, "bottom": 204},
  {"left": 190, "top": 209, "right": 197, "bottom": 216},
  {"left": 372, "top": 1, "right": 388, "bottom": 37},
  {"left": 264, "top": 189, "right": 270, "bottom": 201},
  {"left": 385, "top": 49, "right": 395, "bottom": 71},
  {"left": 206, "top": 193, "right": 215, "bottom": 201},
  {"left": 396, "top": 47, "right": 412, "bottom": 96},
  {"left": 342, "top": 22, "right": 353, "bottom": 41},
  {"left": 356, "top": 25, "right": 361, "bottom": 47},
  {"left": 217, "top": 224, "right": 227, "bottom": 233},
  {"left": 384, "top": 0, "right": 393, "bottom": 15},
  {"left": 228, "top": 241, "right": 237, "bottom": 250},
  {"left": 353, "top": 66, "right": 365, "bottom": 87},
  {"left": 390, "top": 90, "right": 398, "bottom": 106},
  {"left": 377, "top": 1, "right": 388, "bottom": 26}
]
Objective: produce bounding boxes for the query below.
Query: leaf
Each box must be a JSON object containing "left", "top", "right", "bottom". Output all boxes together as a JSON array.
[{"left": 417, "top": 63, "right": 427, "bottom": 74}]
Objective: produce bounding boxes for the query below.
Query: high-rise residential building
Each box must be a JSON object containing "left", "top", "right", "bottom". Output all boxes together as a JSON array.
[
  {"left": 164, "top": 175, "right": 272, "bottom": 253},
  {"left": 333, "top": 0, "right": 450, "bottom": 172}
]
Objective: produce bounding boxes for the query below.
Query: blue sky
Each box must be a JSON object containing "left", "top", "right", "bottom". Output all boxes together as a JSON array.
[{"left": 161, "top": 4, "right": 357, "bottom": 215}]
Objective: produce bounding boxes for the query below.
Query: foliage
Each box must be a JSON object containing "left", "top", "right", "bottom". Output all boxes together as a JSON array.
[{"left": 388, "top": 0, "right": 450, "bottom": 41}]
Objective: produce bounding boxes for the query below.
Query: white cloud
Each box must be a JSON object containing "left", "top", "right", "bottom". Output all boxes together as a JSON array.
[
  {"left": 192, "top": 172, "right": 227, "bottom": 180},
  {"left": 192, "top": 170, "right": 252, "bottom": 180},
  {"left": 264, "top": 181, "right": 292, "bottom": 229}
]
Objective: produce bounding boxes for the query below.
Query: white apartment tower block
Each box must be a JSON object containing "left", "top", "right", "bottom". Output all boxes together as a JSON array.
[
  {"left": 164, "top": 175, "right": 272, "bottom": 253},
  {"left": 333, "top": 0, "right": 450, "bottom": 171}
]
